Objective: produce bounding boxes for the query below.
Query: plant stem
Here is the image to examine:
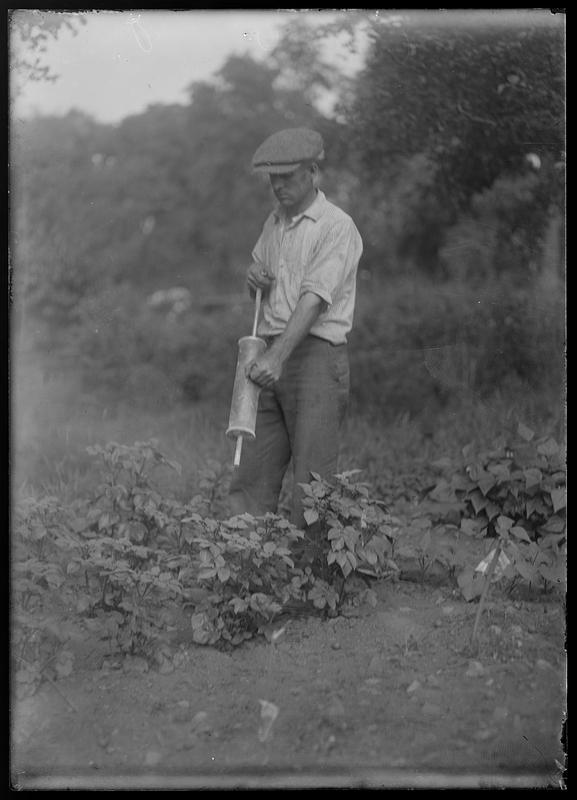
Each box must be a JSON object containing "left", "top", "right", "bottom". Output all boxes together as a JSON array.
[{"left": 471, "top": 543, "right": 502, "bottom": 645}]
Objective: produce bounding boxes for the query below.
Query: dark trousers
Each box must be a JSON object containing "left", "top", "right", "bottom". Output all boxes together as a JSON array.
[{"left": 228, "top": 336, "right": 349, "bottom": 528}]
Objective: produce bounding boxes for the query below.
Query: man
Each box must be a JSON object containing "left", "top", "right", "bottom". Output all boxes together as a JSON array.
[{"left": 228, "top": 127, "right": 363, "bottom": 528}]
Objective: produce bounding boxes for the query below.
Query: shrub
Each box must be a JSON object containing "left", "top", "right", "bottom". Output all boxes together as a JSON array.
[
  {"left": 427, "top": 422, "right": 566, "bottom": 599},
  {"left": 299, "top": 471, "right": 402, "bottom": 586},
  {"left": 13, "top": 443, "right": 403, "bottom": 694},
  {"left": 185, "top": 513, "right": 308, "bottom": 646},
  {"left": 440, "top": 167, "right": 564, "bottom": 282},
  {"left": 350, "top": 276, "right": 564, "bottom": 421},
  {"left": 12, "top": 496, "right": 79, "bottom": 698}
]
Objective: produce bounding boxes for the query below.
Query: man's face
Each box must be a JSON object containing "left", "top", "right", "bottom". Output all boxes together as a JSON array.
[{"left": 269, "top": 163, "right": 315, "bottom": 214}]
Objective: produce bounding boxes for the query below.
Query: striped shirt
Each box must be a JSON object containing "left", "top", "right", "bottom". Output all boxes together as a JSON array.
[{"left": 252, "top": 190, "right": 363, "bottom": 345}]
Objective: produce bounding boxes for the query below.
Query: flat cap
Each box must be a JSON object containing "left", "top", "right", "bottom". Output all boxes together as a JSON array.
[{"left": 252, "top": 128, "right": 324, "bottom": 174}]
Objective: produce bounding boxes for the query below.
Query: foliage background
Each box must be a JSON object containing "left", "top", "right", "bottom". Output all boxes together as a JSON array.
[{"left": 10, "top": 10, "right": 565, "bottom": 496}]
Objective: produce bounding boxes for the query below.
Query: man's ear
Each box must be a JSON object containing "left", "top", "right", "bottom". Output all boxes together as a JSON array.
[{"left": 310, "top": 162, "right": 321, "bottom": 189}]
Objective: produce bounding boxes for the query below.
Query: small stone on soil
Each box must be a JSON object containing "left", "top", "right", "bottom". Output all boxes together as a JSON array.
[
  {"left": 192, "top": 711, "right": 209, "bottom": 728},
  {"left": 422, "top": 702, "right": 442, "bottom": 716},
  {"left": 170, "top": 707, "right": 193, "bottom": 723},
  {"left": 144, "top": 750, "right": 162, "bottom": 767},
  {"left": 465, "top": 660, "right": 485, "bottom": 678},
  {"left": 323, "top": 696, "right": 346, "bottom": 724},
  {"left": 492, "top": 706, "right": 509, "bottom": 722},
  {"left": 536, "top": 658, "right": 554, "bottom": 671},
  {"left": 175, "top": 740, "right": 196, "bottom": 752},
  {"left": 367, "top": 655, "right": 386, "bottom": 675},
  {"left": 473, "top": 728, "right": 495, "bottom": 741}
]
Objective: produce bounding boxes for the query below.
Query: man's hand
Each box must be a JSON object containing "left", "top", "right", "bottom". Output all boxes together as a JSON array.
[
  {"left": 247, "top": 293, "right": 324, "bottom": 389},
  {"left": 247, "top": 351, "right": 284, "bottom": 388},
  {"left": 247, "top": 262, "right": 275, "bottom": 295}
]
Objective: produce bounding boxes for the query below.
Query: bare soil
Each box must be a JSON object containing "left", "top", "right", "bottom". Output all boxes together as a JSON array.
[{"left": 11, "top": 573, "right": 566, "bottom": 790}]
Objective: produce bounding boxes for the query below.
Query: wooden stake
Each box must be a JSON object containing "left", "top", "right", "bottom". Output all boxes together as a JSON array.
[{"left": 471, "top": 544, "right": 502, "bottom": 646}]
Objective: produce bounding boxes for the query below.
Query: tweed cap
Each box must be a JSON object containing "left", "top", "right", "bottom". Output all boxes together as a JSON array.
[{"left": 252, "top": 128, "right": 325, "bottom": 174}]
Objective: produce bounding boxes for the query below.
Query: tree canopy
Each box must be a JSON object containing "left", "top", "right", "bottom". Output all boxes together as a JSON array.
[
  {"left": 11, "top": 10, "right": 565, "bottom": 339},
  {"left": 348, "top": 11, "right": 565, "bottom": 211},
  {"left": 10, "top": 10, "right": 86, "bottom": 88}
]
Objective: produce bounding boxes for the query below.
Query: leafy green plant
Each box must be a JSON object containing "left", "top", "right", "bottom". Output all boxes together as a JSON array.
[
  {"left": 395, "top": 517, "right": 459, "bottom": 583},
  {"left": 193, "top": 458, "right": 233, "bottom": 519},
  {"left": 12, "top": 496, "right": 79, "bottom": 698},
  {"left": 14, "top": 428, "right": 564, "bottom": 696},
  {"left": 183, "top": 512, "right": 309, "bottom": 646},
  {"left": 444, "top": 423, "right": 566, "bottom": 603},
  {"left": 66, "top": 535, "right": 188, "bottom": 663},
  {"left": 12, "top": 442, "right": 197, "bottom": 685},
  {"left": 299, "top": 471, "right": 402, "bottom": 594},
  {"left": 14, "top": 443, "right": 359, "bottom": 678}
]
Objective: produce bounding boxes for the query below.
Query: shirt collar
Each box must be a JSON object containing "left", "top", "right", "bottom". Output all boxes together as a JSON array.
[{"left": 273, "top": 190, "right": 326, "bottom": 224}]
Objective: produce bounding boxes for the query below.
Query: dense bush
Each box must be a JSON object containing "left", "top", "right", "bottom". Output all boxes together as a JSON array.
[
  {"left": 43, "top": 285, "right": 252, "bottom": 412},
  {"left": 440, "top": 165, "right": 564, "bottom": 282},
  {"left": 24, "top": 270, "right": 563, "bottom": 429},
  {"left": 349, "top": 276, "right": 564, "bottom": 421}
]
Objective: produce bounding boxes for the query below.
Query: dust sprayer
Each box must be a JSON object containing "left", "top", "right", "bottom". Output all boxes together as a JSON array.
[{"left": 226, "top": 288, "right": 266, "bottom": 466}]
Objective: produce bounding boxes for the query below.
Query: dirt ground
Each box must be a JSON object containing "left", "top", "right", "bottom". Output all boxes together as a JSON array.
[{"left": 11, "top": 571, "right": 566, "bottom": 790}]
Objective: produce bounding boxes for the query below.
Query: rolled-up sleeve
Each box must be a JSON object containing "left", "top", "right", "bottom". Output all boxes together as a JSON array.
[
  {"left": 253, "top": 191, "right": 363, "bottom": 343},
  {"left": 299, "top": 219, "right": 362, "bottom": 307}
]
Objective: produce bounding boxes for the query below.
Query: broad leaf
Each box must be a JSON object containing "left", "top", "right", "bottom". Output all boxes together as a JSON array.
[
  {"left": 510, "top": 526, "right": 531, "bottom": 542},
  {"left": 517, "top": 422, "right": 535, "bottom": 441},
  {"left": 303, "top": 508, "right": 319, "bottom": 526},
  {"left": 550, "top": 488, "right": 566, "bottom": 513}
]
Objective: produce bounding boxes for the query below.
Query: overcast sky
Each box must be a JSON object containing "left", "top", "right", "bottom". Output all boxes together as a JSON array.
[
  {"left": 10, "top": 10, "right": 360, "bottom": 124},
  {"left": 10, "top": 9, "right": 558, "bottom": 125}
]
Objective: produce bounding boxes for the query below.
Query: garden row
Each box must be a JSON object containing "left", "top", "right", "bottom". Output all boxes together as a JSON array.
[{"left": 13, "top": 423, "right": 565, "bottom": 700}]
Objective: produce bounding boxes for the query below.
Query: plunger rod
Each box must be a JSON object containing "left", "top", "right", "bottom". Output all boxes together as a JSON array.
[
  {"left": 252, "top": 287, "right": 262, "bottom": 337},
  {"left": 234, "top": 435, "right": 243, "bottom": 467}
]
